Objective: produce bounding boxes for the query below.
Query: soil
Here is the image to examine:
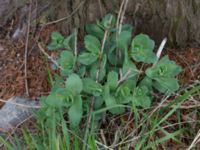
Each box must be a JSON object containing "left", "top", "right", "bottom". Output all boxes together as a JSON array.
[{"left": 0, "top": 25, "right": 57, "bottom": 105}]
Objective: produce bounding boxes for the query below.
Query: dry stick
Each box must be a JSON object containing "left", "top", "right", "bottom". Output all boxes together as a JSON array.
[
  {"left": 83, "top": 18, "right": 111, "bottom": 150},
  {"left": 24, "top": 0, "right": 32, "bottom": 97},
  {"left": 98, "top": 0, "right": 103, "bottom": 18},
  {"left": 116, "top": 0, "right": 125, "bottom": 30},
  {"left": 187, "top": 130, "right": 200, "bottom": 150},
  {"left": 112, "top": 95, "right": 170, "bottom": 148},
  {"left": 74, "top": 29, "right": 78, "bottom": 57},
  {"left": 118, "top": 0, "right": 129, "bottom": 33},
  {"left": 117, "top": 69, "right": 131, "bottom": 85},
  {"left": 0, "top": 99, "right": 41, "bottom": 109},
  {"left": 42, "top": 0, "right": 85, "bottom": 26},
  {"left": 37, "top": 43, "right": 64, "bottom": 70},
  {"left": 111, "top": 120, "right": 200, "bottom": 148},
  {"left": 156, "top": 38, "right": 167, "bottom": 59},
  {"left": 100, "top": 129, "right": 107, "bottom": 146},
  {"left": 95, "top": 140, "right": 114, "bottom": 150}
]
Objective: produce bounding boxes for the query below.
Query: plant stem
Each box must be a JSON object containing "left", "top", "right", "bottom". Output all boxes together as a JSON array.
[
  {"left": 83, "top": 17, "right": 112, "bottom": 149},
  {"left": 38, "top": 43, "right": 64, "bottom": 70}
]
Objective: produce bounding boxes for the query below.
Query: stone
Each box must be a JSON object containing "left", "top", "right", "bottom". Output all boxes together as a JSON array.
[{"left": 0, "top": 97, "right": 40, "bottom": 133}]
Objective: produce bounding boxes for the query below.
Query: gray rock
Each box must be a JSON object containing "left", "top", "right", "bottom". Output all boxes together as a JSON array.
[{"left": 0, "top": 97, "right": 40, "bottom": 133}]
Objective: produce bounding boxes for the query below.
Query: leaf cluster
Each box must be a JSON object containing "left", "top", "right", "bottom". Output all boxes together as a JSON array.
[{"left": 40, "top": 14, "right": 182, "bottom": 128}]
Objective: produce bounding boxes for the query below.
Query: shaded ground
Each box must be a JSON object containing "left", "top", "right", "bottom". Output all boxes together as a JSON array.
[{"left": 0, "top": 25, "right": 57, "bottom": 104}]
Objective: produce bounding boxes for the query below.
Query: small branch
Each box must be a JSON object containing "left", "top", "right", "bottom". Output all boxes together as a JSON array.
[
  {"left": 38, "top": 43, "right": 64, "bottom": 70},
  {"left": 74, "top": 28, "right": 78, "bottom": 57},
  {"left": 156, "top": 37, "right": 167, "bottom": 59},
  {"left": 99, "top": 16, "right": 112, "bottom": 59},
  {"left": 118, "top": 0, "right": 129, "bottom": 33},
  {"left": 42, "top": 0, "right": 85, "bottom": 26},
  {"left": 83, "top": 18, "right": 112, "bottom": 150},
  {"left": 98, "top": 0, "right": 103, "bottom": 18},
  {"left": 0, "top": 99, "right": 41, "bottom": 109},
  {"left": 117, "top": 69, "right": 131, "bottom": 85},
  {"left": 24, "top": 0, "right": 32, "bottom": 97},
  {"left": 116, "top": 0, "right": 125, "bottom": 30},
  {"left": 187, "top": 129, "right": 200, "bottom": 150},
  {"left": 83, "top": 97, "right": 95, "bottom": 150}
]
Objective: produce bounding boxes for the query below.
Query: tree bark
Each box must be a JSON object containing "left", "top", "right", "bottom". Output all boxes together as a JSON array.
[{"left": 1, "top": 0, "right": 200, "bottom": 48}]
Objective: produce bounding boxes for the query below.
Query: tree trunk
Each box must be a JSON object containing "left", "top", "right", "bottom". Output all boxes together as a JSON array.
[{"left": 1, "top": 0, "right": 200, "bottom": 47}]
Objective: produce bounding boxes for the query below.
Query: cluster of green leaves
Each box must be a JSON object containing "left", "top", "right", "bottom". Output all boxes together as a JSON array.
[{"left": 40, "top": 14, "right": 182, "bottom": 128}]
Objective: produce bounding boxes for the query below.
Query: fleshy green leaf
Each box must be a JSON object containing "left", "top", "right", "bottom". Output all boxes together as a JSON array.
[
  {"left": 115, "top": 80, "right": 135, "bottom": 104},
  {"left": 45, "top": 93, "right": 64, "bottom": 107},
  {"left": 68, "top": 95, "right": 83, "bottom": 127},
  {"left": 77, "top": 66, "right": 86, "bottom": 77},
  {"left": 47, "top": 41, "right": 63, "bottom": 50},
  {"left": 116, "top": 81, "right": 133, "bottom": 97},
  {"left": 45, "top": 88, "right": 73, "bottom": 107},
  {"left": 108, "top": 49, "right": 123, "bottom": 66},
  {"left": 146, "top": 56, "right": 182, "bottom": 78},
  {"left": 63, "top": 34, "right": 75, "bottom": 51},
  {"left": 116, "top": 30, "right": 132, "bottom": 50},
  {"left": 90, "top": 54, "right": 107, "bottom": 81},
  {"left": 82, "top": 78, "right": 103, "bottom": 96},
  {"left": 85, "top": 24, "right": 104, "bottom": 40},
  {"left": 47, "top": 32, "right": 64, "bottom": 50},
  {"left": 154, "top": 77, "right": 180, "bottom": 93},
  {"left": 122, "top": 60, "right": 139, "bottom": 80},
  {"left": 94, "top": 96, "right": 104, "bottom": 110},
  {"left": 139, "top": 77, "right": 153, "bottom": 90},
  {"left": 121, "top": 24, "right": 133, "bottom": 32},
  {"left": 145, "top": 56, "right": 182, "bottom": 93},
  {"left": 78, "top": 52, "right": 98, "bottom": 65},
  {"left": 132, "top": 86, "right": 151, "bottom": 108},
  {"left": 51, "top": 32, "right": 64, "bottom": 41},
  {"left": 103, "top": 85, "right": 125, "bottom": 114},
  {"left": 101, "top": 14, "right": 116, "bottom": 29},
  {"left": 65, "top": 73, "right": 83, "bottom": 94},
  {"left": 51, "top": 74, "right": 64, "bottom": 92},
  {"left": 107, "top": 71, "right": 118, "bottom": 90},
  {"left": 90, "top": 64, "right": 106, "bottom": 82},
  {"left": 131, "top": 34, "right": 156, "bottom": 63},
  {"left": 59, "top": 51, "right": 74, "bottom": 75},
  {"left": 84, "top": 35, "right": 101, "bottom": 54}
]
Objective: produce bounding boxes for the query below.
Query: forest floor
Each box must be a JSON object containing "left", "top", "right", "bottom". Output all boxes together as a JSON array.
[{"left": 0, "top": 24, "right": 200, "bottom": 149}]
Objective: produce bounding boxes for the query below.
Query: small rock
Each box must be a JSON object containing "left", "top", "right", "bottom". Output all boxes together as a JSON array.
[{"left": 0, "top": 97, "right": 40, "bottom": 134}]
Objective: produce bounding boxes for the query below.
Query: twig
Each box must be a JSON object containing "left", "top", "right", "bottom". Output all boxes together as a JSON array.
[
  {"left": 98, "top": 0, "right": 103, "bottom": 18},
  {"left": 42, "top": 0, "right": 85, "bottom": 26},
  {"left": 83, "top": 97, "right": 95, "bottom": 150},
  {"left": 83, "top": 17, "right": 112, "bottom": 150},
  {"left": 115, "top": 95, "right": 170, "bottom": 146},
  {"left": 74, "top": 28, "right": 78, "bottom": 57},
  {"left": 116, "top": 0, "right": 125, "bottom": 30},
  {"left": 24, "top": 0, "right": 32, "bottom": 97},
  {"left": 0, "top": 99, "right": 41, "bottom": 109},
  {"left": 156, "top": 38, "right": 167, "bottom": 60},
  {"left": 117, "top": 69, "right": 131, "bottom": 85},
  {"left": 100, "top": 129, "right": 107, "bottom": 146},
  {"left": 95, "top": 140, "right": 114, "bottom": 150},
  {"left": 38, "top": 43, "right": 64, "bottom": 70},
  {"left": 118, "top": 0, "right": 129, "bottom": 33},
  {"left": 111, "top": 120, "right": 200, "bottom": 148},
  {"left": 187, "top": 129, "right": 200, "bottom": 150}
]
